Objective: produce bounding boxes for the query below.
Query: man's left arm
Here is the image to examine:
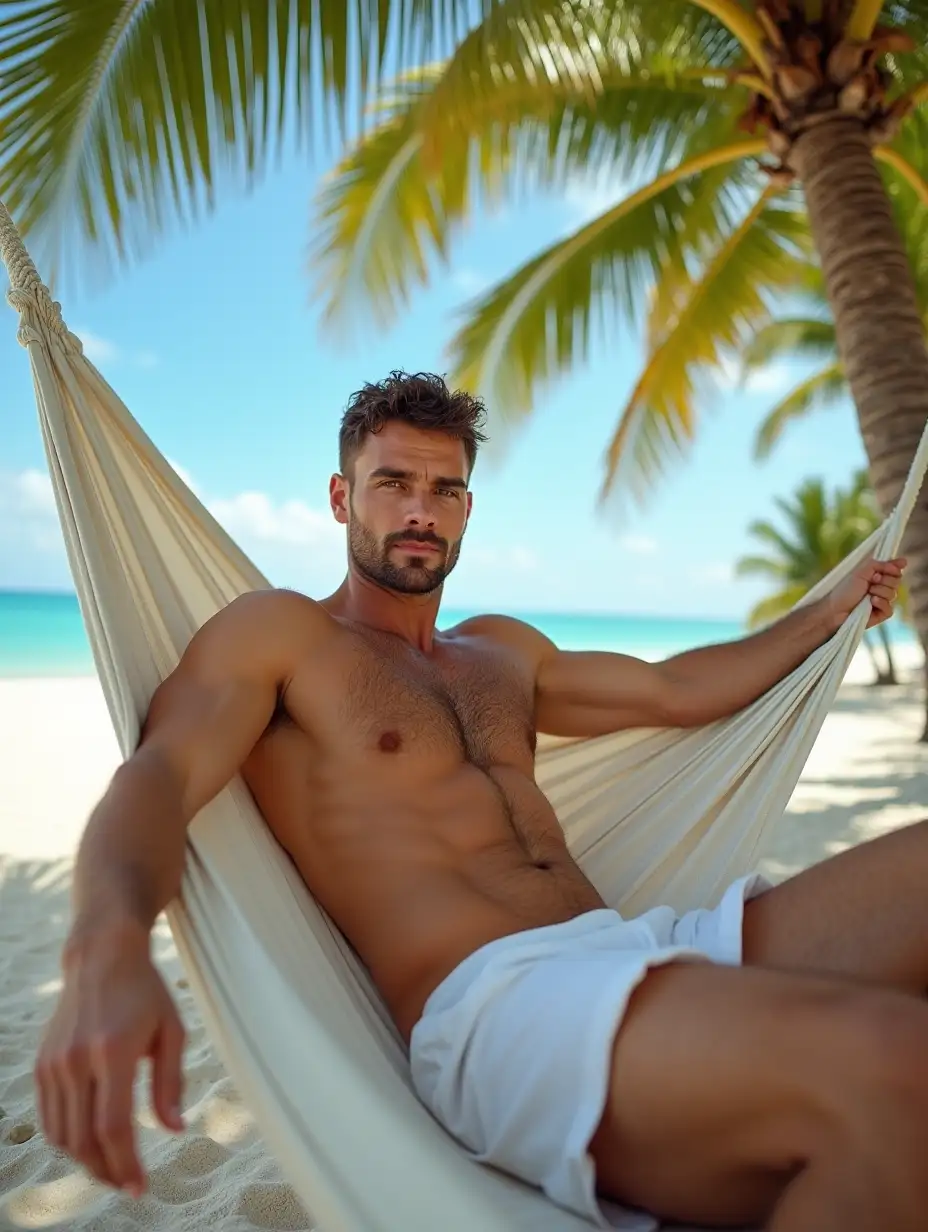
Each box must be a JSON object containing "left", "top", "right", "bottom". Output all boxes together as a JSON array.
[{"left": 527, "top": 556, "right": 906, "bottom": 737}]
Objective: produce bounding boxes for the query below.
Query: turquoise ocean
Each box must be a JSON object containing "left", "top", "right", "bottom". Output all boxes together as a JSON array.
[{"left": 0, "top": 589, "right": 917, "bottom": 679}]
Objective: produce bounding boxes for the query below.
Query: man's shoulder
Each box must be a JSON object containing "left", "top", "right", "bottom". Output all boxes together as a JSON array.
[
  {"left": 198, "top": 588, "right": 339, "bottom": 658},
  {"left": 451, "top": 612, "right": 555, "bottom": 660}
]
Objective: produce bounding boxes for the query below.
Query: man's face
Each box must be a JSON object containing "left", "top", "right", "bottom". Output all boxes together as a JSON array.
[{"left": 330, "top": 421, "right": 472, "bottom": 594}]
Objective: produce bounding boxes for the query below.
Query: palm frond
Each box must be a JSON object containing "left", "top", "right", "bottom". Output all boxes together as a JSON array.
[
  {"left": 412, "top": 0, "right": 751, "bottom": 168},
  {"left": 744, "top": 515, "right": 807, "bottom": 565},
  {"left": 741, "top": 316, "right": 837, "bottom": 372},
  {"left": 309, "top": 78, "right": 475, "bottom": 331},
  {"left": 738, "top": 466, "right": 895, "bottom": 630},
  {"left": 597, "top": 192, "right": 813, "bottom": 505},
  {"left": 734, "top": 553, "right": 791, "bottom": 579},
  {"left": 745, "top": 584, "right": 811, "bottom": 630},
  {"left": 309, "top": 48, "right": 749, "bottom": 329},
  {"left": 443, "top": 138, "right": 767, "bottom": 422},
  {"left": 0, "top": 0, "right": 489, "bottom": 284},
  {"left": 753, "top": 361, "right": 847, "bottom": 459}
]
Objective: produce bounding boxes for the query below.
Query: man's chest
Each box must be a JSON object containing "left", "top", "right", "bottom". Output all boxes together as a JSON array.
[{"left": 289, "top": 628, "right": 537, "bottom": 767}]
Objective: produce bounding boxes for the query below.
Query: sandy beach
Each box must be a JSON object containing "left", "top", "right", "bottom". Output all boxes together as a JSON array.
[{"left": 1, "top": 647, "right": 926, "bottom": 1231}]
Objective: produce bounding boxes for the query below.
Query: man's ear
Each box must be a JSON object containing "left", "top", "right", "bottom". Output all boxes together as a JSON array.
[
  {"left": 330, "top": 474, "right": 349, "bottom": 525},
  {"left": 465, "top": 490, "right": 473, "bottom": 525}
]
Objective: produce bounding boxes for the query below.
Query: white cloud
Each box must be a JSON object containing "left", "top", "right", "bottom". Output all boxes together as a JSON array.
[
  {"left": 0, "top": 464, "right": 341, "bottom": 569},
  {"left": 5, "top": 468, "right": 56, "bottom": 517},
  {"left": 74, "top": 329, "right": 119, "bottom": 365},
  {"left": 73, "top": 327, "right": 159, "bottom": 370},
  {"left": 0, "top": 469, "right": 61, "bottom": 554},
  {"left": 166, "top": 458, "right": 201, "bottom": 498},
  {"left": 619, "top": 533, "right": 658, "bottom": 555},
  {"left": 209, "top": 491, "right": 340, "bottom": 548}
]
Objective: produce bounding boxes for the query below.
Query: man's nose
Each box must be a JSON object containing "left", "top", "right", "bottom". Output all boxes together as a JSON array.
[{"left": 403, "top": 497, "right": 436, "bottom": 528}]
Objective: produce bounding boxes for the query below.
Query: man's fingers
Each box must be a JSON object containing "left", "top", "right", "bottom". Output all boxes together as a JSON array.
[
  {"left": 36, "top": 1057, "right": 63, "bottom": 1149},
  {"left": 60, "top": 1055, "right": 107, "bottom": 1179},
  {"left": 93, "top": 1047, "right": 145, "bottom": 1194},
  {"left": 150, "top": 1015, "right": 185, "bottom": 1133},
  {"left": 870, "top": 584, "right": 898, "bottom": 602}
]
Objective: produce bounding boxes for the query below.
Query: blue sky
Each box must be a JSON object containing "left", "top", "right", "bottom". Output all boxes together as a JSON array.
[{"left": 0, "top": 141, "right": 869, "bottom": 619}]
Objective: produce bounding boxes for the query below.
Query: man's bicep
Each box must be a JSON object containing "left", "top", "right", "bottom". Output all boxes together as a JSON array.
[
  {"left": 534, "top": 648, "right": 678, "bottom": 736},
  {"left": 137, "top": 598, "right": 291, "bottom": 816}
]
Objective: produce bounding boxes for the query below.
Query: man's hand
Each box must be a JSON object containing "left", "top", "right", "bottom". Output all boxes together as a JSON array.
[
  {"left": 825, "top": 557, "right": 907, "bottom": 630},
  {"left": 35, "top": 927, "right": 185, "bottom": 1197}
]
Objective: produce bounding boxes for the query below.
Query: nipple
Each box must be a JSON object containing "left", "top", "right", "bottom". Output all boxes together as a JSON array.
[{"left": 378, "top": 730, "right": 403, "bottom": 753}]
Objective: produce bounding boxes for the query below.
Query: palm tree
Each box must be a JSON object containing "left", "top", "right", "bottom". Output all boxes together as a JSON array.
[
  {"left": 737, "top": 469, "right": 909, "bottom": 684},
  {"left": 305, "top": 0, "right": 928, "bottom": 735},
  {"left": 2, "top": 4, "right": 928, "bottom": 728},
  {"left": 741, "top": 203, "right": 928, "bottom": 459}
]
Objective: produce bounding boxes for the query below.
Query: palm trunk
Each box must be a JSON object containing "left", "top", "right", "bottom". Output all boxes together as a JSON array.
[
  {"left": 876, "top": 622, "right": 898, "bottom": 685},
  {"left": 862, "top": 631, "right": 884, "bottom": 683},
  {"left": 790, "top": 116, "right": 928, "bottom": 738}
]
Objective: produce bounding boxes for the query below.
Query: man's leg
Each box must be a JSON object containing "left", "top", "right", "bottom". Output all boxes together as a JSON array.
[
  {"left": 588, "top": 960, "right": 928, "bottom": 1230},
  {"left": 743, "top": 817, "right": 928, "bottom": 991}
]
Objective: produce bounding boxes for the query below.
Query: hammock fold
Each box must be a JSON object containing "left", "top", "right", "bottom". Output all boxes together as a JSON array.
[{"left": 3, "top": 198, "right": 927, "bottom": 1232}]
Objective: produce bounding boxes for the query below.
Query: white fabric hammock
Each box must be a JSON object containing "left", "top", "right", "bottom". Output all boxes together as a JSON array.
[{"left": 3, "top": 197, "right": 927, "bottom": 1232}]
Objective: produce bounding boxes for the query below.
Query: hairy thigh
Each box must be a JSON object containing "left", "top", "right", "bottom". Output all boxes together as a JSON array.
[
  {"left": 742, "top": 818, "right": 928, "bottom": 993},
  {"left": 589, "top": 960, "right": 879, "bottom": 1228}
]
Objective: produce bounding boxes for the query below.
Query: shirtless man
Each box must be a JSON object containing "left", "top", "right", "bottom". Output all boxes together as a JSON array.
[{"left": 35, "top": 371, "right": 921, "bottom": 1230}]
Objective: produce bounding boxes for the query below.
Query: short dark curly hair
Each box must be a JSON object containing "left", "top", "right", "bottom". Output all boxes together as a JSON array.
[{"left": 339, "top": 371, "right": 488, "bottom": 479}]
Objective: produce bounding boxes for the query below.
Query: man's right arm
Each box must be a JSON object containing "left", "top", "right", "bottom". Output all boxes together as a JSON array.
[
  {"left": 65, "top": 590, "right": 303, "bottom": 962},
  {"left": 37, "top": 589, "right": 326, "bottom": 1195}
]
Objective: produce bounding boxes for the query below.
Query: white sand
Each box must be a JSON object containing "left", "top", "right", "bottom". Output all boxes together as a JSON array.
[{"left": 0, "top": 647, "right": 925, "bottom": 1231}]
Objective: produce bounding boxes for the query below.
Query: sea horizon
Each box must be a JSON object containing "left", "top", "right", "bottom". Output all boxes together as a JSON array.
[{"left": 0, "top": 587, "right": 917, "bottom": 680}]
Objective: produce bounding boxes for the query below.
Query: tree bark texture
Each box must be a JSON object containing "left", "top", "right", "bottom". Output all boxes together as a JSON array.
[{"left": 791, "top": 115, "right": 928, "bottom": 736}]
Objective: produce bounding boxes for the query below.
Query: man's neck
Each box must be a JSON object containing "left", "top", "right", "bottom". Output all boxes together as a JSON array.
[{"left": 326, "top": 571, "right": 443, "bottom": 653}]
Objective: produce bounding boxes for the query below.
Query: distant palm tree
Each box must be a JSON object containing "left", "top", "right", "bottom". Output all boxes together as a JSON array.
[{"left": 737, "top": 469, "right": 909, "bottom": 684}]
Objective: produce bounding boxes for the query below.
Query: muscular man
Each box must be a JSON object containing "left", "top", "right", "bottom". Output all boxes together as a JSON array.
[{"left": 36, "top": 372, "right": 920, "bottom": 1230}]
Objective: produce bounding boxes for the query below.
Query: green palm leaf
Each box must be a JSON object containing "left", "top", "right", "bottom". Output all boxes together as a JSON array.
[
  {"left": 733, "top": 553, "right": 791, "bottom": 580},
  {"left": 753, "top": 362, "right": 846, "bottom": 460},
  {"left": 741, "top": 317, "right": 837, "bottom": 373},
  {"left": 309, "top": 51, "right": 749, "bottom": 330},
  {"left": 0, "top": 0, "right": 491, "bottom": 282},
  {"left": 443, "top": 138, "right": 766, "bottom": 422},
  {"left": 737, "top": 467, "right": 899, "bottom": 633},
  {"left": 410, "top": 0, "right": 748, "bottom": 168},
  {"left": 597, "top": 192, "right": 812, "bottom": 504},
  {"left": 745, "top": 585, "right": 810, "bottom": 631}
]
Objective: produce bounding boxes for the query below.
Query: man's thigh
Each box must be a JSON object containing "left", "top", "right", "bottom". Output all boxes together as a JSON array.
[
  {"left": 742, "top": 817, "right": 928, "bottom": 994},
  {"left": 587, "top": 958, "right": 916, "bottom": 1228}
]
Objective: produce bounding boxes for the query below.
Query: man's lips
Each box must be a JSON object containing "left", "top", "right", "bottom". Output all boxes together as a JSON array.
[{"left": 393, "top": 539, "right": 442, "bottom": 553}]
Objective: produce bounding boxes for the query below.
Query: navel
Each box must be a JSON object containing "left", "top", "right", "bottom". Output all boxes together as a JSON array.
[
  {"left": 378, "top": 730, "right": 403, "bottom": 753},
  {"left": 534, "top": 860, "right": 552, "bottom": 871}
]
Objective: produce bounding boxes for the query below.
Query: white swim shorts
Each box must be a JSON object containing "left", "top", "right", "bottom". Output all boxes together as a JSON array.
[{"left": 408, "top": 872, "right": 770, "bottom": 1230}]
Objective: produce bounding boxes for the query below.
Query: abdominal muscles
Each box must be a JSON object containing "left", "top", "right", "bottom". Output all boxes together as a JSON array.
[{"left": 243, "top": 725, "right": 606, "bottom": 1033}]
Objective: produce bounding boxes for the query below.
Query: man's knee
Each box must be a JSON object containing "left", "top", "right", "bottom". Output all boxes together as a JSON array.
[{"left": 823, "top": 985, "right": 928, "bottom": 1106}]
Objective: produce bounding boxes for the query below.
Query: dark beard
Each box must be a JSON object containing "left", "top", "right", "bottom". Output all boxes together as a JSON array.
[{"left": 348, "top": 514, "right": 461, "bottom": 594}]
